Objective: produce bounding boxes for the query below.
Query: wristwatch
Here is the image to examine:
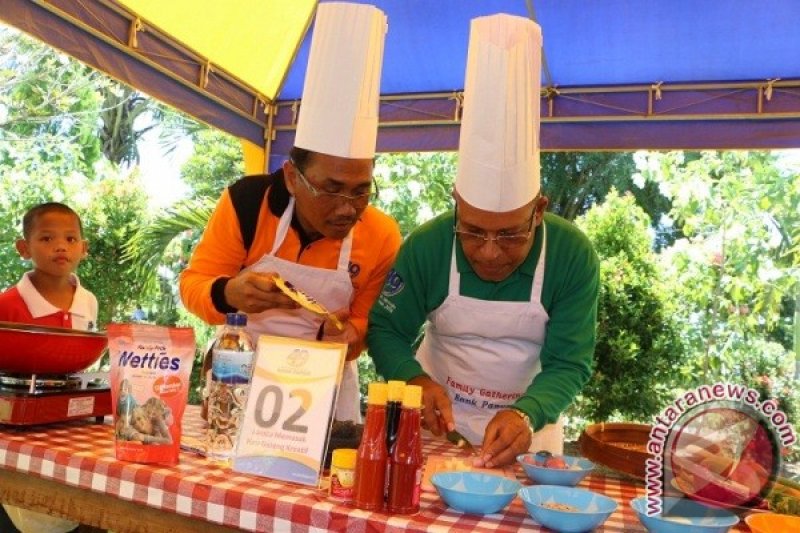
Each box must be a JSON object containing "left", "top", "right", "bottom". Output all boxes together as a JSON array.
[{"left": 507, "top": 407, "right": 534, "bottom": 434}]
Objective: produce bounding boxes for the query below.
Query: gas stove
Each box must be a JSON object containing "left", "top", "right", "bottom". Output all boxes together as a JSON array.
[{"left": 0, "top": 371, "right": 111, "bottom": 425}]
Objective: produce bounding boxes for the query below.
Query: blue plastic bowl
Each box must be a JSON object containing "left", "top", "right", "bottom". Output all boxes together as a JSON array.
[
  {"left": 630, "top": 496, "right": 740, "bottom": 533},
  {"left": 517, "top": 453, "right": 595, "bottom": 486},
  {"left": 519, "top": 485, "right": 617, "bottom": 532},
  {"left": 431, "top": 472, "right": 521, "bottom": 515}
]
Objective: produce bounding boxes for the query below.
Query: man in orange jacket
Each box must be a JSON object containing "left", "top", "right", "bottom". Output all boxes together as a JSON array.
[{"left": 179, "top": 3, "right": 400, "bottom": 422}]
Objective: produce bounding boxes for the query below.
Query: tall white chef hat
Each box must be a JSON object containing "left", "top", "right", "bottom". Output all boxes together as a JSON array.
[
  {"left": 294, "top": 2, "right": 387, "bottom": 159},
  {"left": 455, "top": 14, "right": 542, "bottom": 212}
]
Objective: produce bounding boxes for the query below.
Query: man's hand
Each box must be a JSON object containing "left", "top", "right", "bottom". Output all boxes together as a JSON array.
[
  {"left": 409, "top": 375, "right": 454, "bottom": 436},
  {"left": 224, "top": 271, "right": 298, "bottom": 314},
  {"left": 320, "top": 310, "right": 361, "bottom": 360},
  {"left": 474, "top": 409, "right": 533, "bottom": 468}
]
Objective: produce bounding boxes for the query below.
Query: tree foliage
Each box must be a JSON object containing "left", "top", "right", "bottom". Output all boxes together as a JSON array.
[
  {"left": 99, "top": 84, "right": 155, "bottom": 166},
  {"left": 638, "top": 151, "right": 799, "bottom": 423},
  {"left": 541, "top": 152, "right": 673, "bottom": 241},
  {"left": 1, "top": 26, "right": 105, "bottom": 175},
  {"left": 79, "top": 171, "right": 150, "bottom": 325},
  {"left": 373, "top": 152, "right": 456, "bottom": 236},
  {"left": 0, "top": 25, "right": 151, "bottom": 327},
  {"left": 180, "top": 128, "right": 244, "bottom": 200},
  {"left": 572, "top": 191, "right": 685, "bottom": 422}
]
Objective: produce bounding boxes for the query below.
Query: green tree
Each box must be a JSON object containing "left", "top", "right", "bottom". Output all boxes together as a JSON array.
[
  {"left": 98, "top": 84, "right": 155, "bottom": 166},
  {"left": 0, "top": 25, "right": 153, "bottom": 327},
  {"left": 638, "top": 151, "right": 800, "bottom": 422},
  {"left": 373, "top": 152, "right": 456, "bottom": 236},
  {"left": 181, "top": 128, "right": 244, "bottom": 199},
  {"left": 80, "top": 170, "right": 150, "bottom": 325},
  {"left": 572, "top": 190, "right": 685, "bottom": 422},
  {"left": 122, "top": 126, "right": 239, "bottom": 302},
  {"left": 1, "top": 26, "right": 105, "bottom": 175},
  {"left": 543, "top": 152, "right": 677, "bottom": 247}
]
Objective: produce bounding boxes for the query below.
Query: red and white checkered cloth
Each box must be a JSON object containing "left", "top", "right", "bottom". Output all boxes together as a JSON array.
[{"left": 0, "top": 407, "right": 750, "bottom": 532}]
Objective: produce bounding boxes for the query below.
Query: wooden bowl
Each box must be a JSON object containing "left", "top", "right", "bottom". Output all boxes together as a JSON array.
[{"left": 578, "top": 422, "right": 651, "bottom": 479}]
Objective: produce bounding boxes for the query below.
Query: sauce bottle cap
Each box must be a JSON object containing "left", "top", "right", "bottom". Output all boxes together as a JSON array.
[
  {"left": 387, "top": 380, "right": 405, "bottom": 402},
  {"left": 367, "top": 382, "right": 388, "bottom": 405},
  {"left": 331, "top": 448, "right": 357, "bottom": 469},
  {"left": 402, "top": 384, "right": 422, "bottom": 409}
]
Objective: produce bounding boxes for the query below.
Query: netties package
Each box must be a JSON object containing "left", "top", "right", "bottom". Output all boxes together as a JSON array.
[{"left": 108, "top": 324, "right": 195, "bottom": 465}]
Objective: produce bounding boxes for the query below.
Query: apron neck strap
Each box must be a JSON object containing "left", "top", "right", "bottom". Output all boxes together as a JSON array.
[
  {"left": 531, "top": 223, "right": 547, "bottom": 302},
  {"left": 269, "top": 197, "right": 353, "bottom": 271}
]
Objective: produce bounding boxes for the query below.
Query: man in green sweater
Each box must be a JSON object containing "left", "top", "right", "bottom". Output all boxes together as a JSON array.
[{"left": 366, "top": 14, "right": 599, "bottom": 468}]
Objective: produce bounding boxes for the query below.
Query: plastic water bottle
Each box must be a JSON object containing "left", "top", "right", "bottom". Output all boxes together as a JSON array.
[{"left": 206, "top": 312, "right": 255, "bottom": 461}]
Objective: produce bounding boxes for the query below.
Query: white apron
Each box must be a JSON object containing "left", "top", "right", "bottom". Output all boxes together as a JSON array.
[
  {"left": 242, "top": 198, "right": 361, "bottom": 422},
  {"left": 417, "top": 223, "right": 563, "bottom": 453}
]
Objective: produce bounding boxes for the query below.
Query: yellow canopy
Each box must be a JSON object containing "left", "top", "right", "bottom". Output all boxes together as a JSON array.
[{"left": 119, "top": 0, "right": 316, "bottom": 102}]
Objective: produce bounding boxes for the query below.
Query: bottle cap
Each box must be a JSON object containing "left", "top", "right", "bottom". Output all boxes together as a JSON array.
[
  {"left": 225, "top": 313, "right": 237, "bottom": 326},
  {"left": 366, "top": 382, "right": 388, "bottom": 405},
  {"left": 331, "top": 448, "right": 357, "bottom": 470},
  {"left": 387, "top": 380, "right": 405, "bottom": 402},
  {"left": 235, "top": 312, "right": 248, "bottom": 327},
  {"left": 402, "top": 385, "right": 422, "bottom": 409}
]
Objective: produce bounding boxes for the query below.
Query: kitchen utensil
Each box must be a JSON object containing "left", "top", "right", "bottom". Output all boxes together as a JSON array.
[
  {"left": 431, "top": 472, "right": 520, "bottom": 514},
  {"left": 0, "top": 321, "right": 107, "bottom": 374},
  {"left": 578, "top": 422, "right": 651, "bottom": 479},
  {"left": 746, "top": 512, "right": 800, "bottom": 533},
  {"left": 518, "top": 485, "right": 617, "bottom": 532},
  {"left": 272, "top": 276, "right": 345, "bottom": 331},
  {"left": 446, "top": 429, "right": 476, "bottom": 455},
  {"left": 517, "top": 453, "right": 595, "bottom": 486},
  {"left": 630, "top": 496, "right": 739, "bottom": 533}
]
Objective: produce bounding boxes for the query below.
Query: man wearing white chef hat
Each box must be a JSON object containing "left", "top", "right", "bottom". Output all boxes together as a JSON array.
[
  {"left": 368, "top": 13, "right": 599, "bottom": 466},
  {"left": 181, "top": 3, "right": 401, "bottom": 422}
]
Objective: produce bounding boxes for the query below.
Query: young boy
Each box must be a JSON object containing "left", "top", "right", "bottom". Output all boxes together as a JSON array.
[
  {"left": 0, "top": 202, "right": 97, "bottom": 533},
  {"left": 0, "top": 202, "right": 98, "bottom": 329}
]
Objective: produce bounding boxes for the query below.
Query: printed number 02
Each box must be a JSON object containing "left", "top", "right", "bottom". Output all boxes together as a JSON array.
[{"left": 254, "top": 385, "right": 310, "bottom": 434}]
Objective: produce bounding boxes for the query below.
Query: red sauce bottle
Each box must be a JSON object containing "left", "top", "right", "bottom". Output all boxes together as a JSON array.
[
  {"left": 353, "top": 382, "right": 388, "bottom": 510},
  {"left": 387, "top": 384, "right": 423, "bottom": 514}
]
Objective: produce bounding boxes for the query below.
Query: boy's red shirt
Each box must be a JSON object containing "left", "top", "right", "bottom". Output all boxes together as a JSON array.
[{"left": 0, "top": 272, "right": 98, "bottom": 330}]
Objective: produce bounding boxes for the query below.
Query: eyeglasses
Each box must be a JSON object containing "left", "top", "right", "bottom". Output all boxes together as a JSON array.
[
  {"left": 454, "top": 205, "right": 537, "bottom": 249},
  {"left": 291, "top": 161, "right": 378, "bottom": 207}
]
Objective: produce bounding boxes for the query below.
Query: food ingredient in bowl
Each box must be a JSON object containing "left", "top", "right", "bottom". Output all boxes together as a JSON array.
[
  {"left": 542, "top": 502, "right": 578, "bottom": 512},
  {"left": 544, "top": 456, "right": 568, "bottom": 469},
  {"left": 610, "top": 441, "right": 647, "bottom": 451}
]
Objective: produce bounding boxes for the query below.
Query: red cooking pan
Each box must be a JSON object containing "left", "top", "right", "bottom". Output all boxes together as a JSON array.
[{"left": 0, "top": 321, "right": 107, "bottom": 374}]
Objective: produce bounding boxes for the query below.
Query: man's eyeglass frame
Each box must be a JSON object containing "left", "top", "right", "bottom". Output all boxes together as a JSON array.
[
  {"left": 453, "top": 199, "right": 540, "bottom": 248},
  {"left": 291, "top": 160, "right": 379, "bottom": 206}
]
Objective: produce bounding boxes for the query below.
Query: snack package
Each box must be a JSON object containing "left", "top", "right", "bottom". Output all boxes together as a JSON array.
[{"left": 108, "top": 323, "right": 196, "bottom": 465}]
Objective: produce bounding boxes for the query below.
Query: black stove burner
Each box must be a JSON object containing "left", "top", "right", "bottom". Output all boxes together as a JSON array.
[
  {"left": 0, "top": 372, "right": 109, "bottom": 394},
  {"left": 0, "top": 373, "right": 82, "bottom": 390}
]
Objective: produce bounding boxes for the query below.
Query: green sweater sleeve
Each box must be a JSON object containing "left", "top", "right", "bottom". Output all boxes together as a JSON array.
[
  {"left": 367, "top": 214, "right": 451, "bottom": 381},
  {"left": 512, "top": 215, "right": 600, "bottom": 430}
]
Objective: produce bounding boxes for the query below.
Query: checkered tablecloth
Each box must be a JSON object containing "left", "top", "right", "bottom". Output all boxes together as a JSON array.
[{"left": 0, "top": 407, "right": 749, "bottom": 532}]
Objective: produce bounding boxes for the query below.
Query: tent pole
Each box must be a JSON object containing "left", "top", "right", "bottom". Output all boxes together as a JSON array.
[{"left": 264, "top": 103, "right": 276, "bottom": 174}]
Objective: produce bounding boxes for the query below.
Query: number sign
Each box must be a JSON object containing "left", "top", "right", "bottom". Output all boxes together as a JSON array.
[{"left": 232, "top": 335, "right": 347, "bottom": 486}]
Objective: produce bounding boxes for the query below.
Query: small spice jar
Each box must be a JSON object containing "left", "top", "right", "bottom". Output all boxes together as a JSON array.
[{"left": 329, "top": 448, "right": 357, "bottom": 504}]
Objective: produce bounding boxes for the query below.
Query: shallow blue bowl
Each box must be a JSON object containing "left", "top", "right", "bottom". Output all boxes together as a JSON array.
[
  {"left": 630, "top": 496, "right": 740, "bottom": 533},
  {"left": 517, "top": 453, "right": 595, "bottom": 486},
  {"left": 519, "top": 485, "right": 617, "bottom": 532},
  {"left": 431, "top": 472, "right": 521, "bottom": 515}
]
